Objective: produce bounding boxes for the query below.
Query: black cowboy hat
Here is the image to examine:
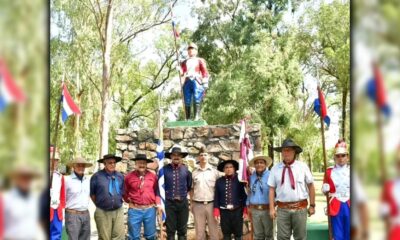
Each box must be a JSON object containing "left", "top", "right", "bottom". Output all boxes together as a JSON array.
[
  {"left": 165, "top": 147, "right": 188, "bottom": 159},
  {"left": 274, "top": 138, "right": 303, "bottom": 154},
  {"left": 97, "top": 154, "right": 122, "bottom": 163},
  {"left": 131, "top": 153, "right": 154, "bottom": 163},
  {"left": 217, "top": 160, "right": 239, "bottom": 172}
]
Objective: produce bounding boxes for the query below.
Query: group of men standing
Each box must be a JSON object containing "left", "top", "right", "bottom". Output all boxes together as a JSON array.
[{"left": 49, "top": 137, "right": 350, "bottom": 240}]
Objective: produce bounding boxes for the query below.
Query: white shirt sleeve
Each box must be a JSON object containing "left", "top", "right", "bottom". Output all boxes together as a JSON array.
[
  {"left": 267, "top": 167, "right": 277, "bottom": 187},
  {"left": 303, "top": 163, "right": 314, "bottom": 184}
]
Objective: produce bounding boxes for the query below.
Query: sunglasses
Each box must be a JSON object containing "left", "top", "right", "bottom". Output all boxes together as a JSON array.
[{"left": 335, "top": 154, "right": 347, "bottom": 158}]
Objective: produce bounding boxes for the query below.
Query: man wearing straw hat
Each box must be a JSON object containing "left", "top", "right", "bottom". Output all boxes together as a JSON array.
[
  {"left": 50, "top": 145, "right": 66, "bottom": 240},
  {"left": 123, "top": 153, "right": 162, "bottom": 240},
  {"left": 268, "top": 138, "right": 316, "bottom": 240},
  {"left": 322, "top": 139, "right": 350, "bottom": 240},
  {"left": 163, "top": 146, "right": 192, "bottom": 240},
  {"left": 90, "top": 154, "right": 125, "bottom": 240},
  {"left": 247, "top": 155, "right": 274, "bottom": 240},
  {"left": 3, "top": 163, "right": 42, "bottom": 239},
  {"left": 190, "top": 147, "right": 220, "bottom": 240},
  {"left": 65, "top": 157, "right": 93, "bottom": 240},
  {"left": 213, "top": 160, "right": 247, "bottom": 240}
]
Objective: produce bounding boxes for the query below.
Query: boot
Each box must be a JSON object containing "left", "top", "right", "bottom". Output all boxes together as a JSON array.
[
  {"left": 185, "top": 105, "right": 191, "bottom": 120},
  {"left": 177, "top": 235, "right": 187, "bottom": 240},
  {"left": 194, "top": 103, "right": 201, "bottom": 121}
]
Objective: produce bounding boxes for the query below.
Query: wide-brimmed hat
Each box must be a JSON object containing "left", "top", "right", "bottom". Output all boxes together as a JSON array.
[
  {"left": 188, "top": 42, "right": 198, "bottom": 50},
  {"left": 50, "top": 145, "right": 60, "bottom": 160},
  {"left": 131, "top": 153, "right": 154, "bottom": 163},
  {"left": 217, "top": 160, "right": 239, "bottom": 172},
  {"left": 165, "top": 147, "right": 188, "bottom": 159},
  {"left": 249, "top": 155, "right": 272, "bottom": 168},
  {"left": 274, "top": 138, "right": 303, "bottom": 154},
  {"left": 67, "top": 157, "right": 93, "bottom": 167},
  {"left": 97, "top": 154, "right": 122, "bottom": 163},
  {"left": 9, "top": 164, "right": 41, "bottom": 179}
]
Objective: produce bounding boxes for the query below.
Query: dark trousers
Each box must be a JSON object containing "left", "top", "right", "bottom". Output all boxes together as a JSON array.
[
  {"left": 165, "top": 198, "right": 189, "bottom": 240},
  {"left": 220, "top": 207, "right": 244, "bottom": 240}
]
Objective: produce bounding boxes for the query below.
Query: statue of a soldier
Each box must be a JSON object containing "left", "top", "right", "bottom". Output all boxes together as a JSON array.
[{"left": 179, "top": 43, "right": 209, "bottom": 120}]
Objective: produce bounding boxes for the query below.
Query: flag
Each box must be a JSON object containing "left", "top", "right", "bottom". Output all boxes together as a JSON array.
[
  {"left": 172, "top": 20, "right": 180, "bottom": 39},
  {"left": 366, "top": 63, "right": 391, "bottom": 117},
  {"left": 61, "top": 83, "right": 81, "bottom": 123},
  {"left": 0, "top": 59, "right": 26, "bottom": 112},
  {"left": 313, "top": 86, "right": 331, "bottom": 127},
  {"left": 156, "top": 139, "right": 166, "bottom": 222},
  {"left": 238, "top": 119, "right": 253, "bottom": 182}
]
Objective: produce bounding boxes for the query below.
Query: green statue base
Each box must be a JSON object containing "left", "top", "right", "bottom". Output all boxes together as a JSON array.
[{"left": 165, "top": 120, "right": 208, "bottom": 128}]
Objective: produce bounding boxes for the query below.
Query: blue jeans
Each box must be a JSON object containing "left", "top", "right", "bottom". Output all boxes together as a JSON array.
[
  {"left": 127, "top": 207, "right": 157, "bottom": 240},
  {"left": 331, "top": 202, "right": 350, "bottom": 240},
  {"left": 183, "top": 78, "right": 204, "bottom": 106}
]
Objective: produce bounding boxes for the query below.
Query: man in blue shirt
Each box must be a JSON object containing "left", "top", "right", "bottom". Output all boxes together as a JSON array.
[
  {"left": 247, "top": 155, "right": 273, "bottom": 240},
  {"left": 90, "top": 154, "right": 124, "bottom": 240},
  {"left": 213, "top": 160, "right": 247, "bottom": 240},
  {"left": 163, "top": 147, "right": 192, "bottom": 240}
]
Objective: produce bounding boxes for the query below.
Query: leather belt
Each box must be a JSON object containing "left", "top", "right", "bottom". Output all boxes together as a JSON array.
[
  {"left": 167, "top": 198, "right": 184, "bottom": 202},
  {"left": 193, "top": 200, "right": 214, "bottom": 205},
  {"left": 277, "top": 199, "right": 308, "bottom": 210},
  {"left": 129, "top": 203, "right": 155, "bottom": 209},
  {"left": 65, "top": 209, "right": 89, "bottom": 214},
  {"left": 249, "top": 204, "right": 269, "bottom": 210}
]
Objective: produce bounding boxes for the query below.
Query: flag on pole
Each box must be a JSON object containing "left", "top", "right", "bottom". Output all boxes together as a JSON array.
[
  {"left": 238, "top": 119, "right": 253, "bottom": 182},
  {"left": 61, "top": 83, "right": 81, "bottom": 123},
  {"left": 313, "top": 86, "right": 331, "bottom": 127},
  {"left": 0, "top": 59, "right": 26, "bottom": 112},
  {"left": 366, "top": 63, "right": 391, "bottom": 117},
  {"left": 172, "top": 21, "right": 180, "bottom": 39},
  {"left": 156, "top": 139, "right": 166, "bottom": 222}
]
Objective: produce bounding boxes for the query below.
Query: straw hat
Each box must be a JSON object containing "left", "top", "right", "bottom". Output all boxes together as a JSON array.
[
  {"left": 249, "top": 155, "right": 272, "bottom": 168},
  {"left": 67, "top": 157, "right": 93, "bottom": 167}
]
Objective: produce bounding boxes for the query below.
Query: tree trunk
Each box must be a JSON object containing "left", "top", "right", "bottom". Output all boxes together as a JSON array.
[
  {"left": 98, "top": 0, "right": 114, "bottom": 169},
  {"left": 341, "top": 89, "right": 347, "bottom": 140}
]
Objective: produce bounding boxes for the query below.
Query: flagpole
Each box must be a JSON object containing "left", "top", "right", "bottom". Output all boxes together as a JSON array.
[
  {"left": 170, "top": 4, "right": 186, "bottom": 120},
  {"left": 50, "top": 82, "right": 63, "bottom": 188},
  {"left": 157, "top": 92, "right": 165, "bottom": 240},
  {"left": 317, "top": 85, "right": 333, "bottom": 240}
]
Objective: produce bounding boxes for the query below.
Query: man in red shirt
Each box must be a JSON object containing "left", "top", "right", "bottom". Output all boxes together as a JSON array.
[
  {"left": 123, "top": 154, "right": 162, "bottom": 240},
  {"left": 179, "top": 42, "right": 209, "bottom": 121}
]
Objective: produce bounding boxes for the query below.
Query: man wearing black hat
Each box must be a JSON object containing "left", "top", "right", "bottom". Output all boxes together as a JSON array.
[
  {"left": 90, "top": 154, "right": 125, "bottom": 240},
  {"left": 123, "top": 154, "right": 162, "bottom": 240},
  {"left": 213, "top": 160, "right": 247, "bottom": 240},
  {"left": 267, "top": 139, "right": 316, "bottom": 240},
  {"left": 163, "top": 146, "right": 192, "bottom": 240},
  {"left": 179, "top": 42, "right": 210, "bottom": 120}
]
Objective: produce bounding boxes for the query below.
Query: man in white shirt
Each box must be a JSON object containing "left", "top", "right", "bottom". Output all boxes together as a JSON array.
[
  {"left": 3, "top": 164, "right": 42, "bottom": 240},
  {"left": 268, "top": 138, "right": 316, "bottom": 240},
  {"left": 65, "top": 157, "right": 93, "bottom": 240},
  {"left": 190, "top": 147, "right": 220, "bottom": 240}
]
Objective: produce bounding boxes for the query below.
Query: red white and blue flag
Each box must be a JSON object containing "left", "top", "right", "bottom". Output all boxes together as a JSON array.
[
  {"left": 61, "top": 83, "right": 81, "bottom": 123},
  {"left": 0, "top": 59, "right": 26, "bottom": 112},
  {"left": 172, "top": 20, "right": 180, "bottom": 39},
  {"left": 238, "top": 119, "right": 253, "bottom": 182},
  {"left": 366, "top": 63, "right": 391, "bottom": 117},
  {"left": 313, "top": 86, "right": 331, "bottom": 127},
  {"left": 156, "top": 139, "right": 166, "bottom": 222}
]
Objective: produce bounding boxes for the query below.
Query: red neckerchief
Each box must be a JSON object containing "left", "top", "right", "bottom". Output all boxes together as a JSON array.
[{"left": 281, "top": 160, "right": 295, "bottom": 189}]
